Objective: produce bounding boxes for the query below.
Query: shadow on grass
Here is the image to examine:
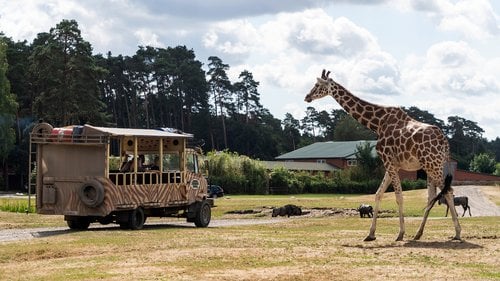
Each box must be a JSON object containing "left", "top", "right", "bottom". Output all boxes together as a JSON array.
[
  {"left": 402, "top": 239, "right": 483, "bottom": 250},
  {"left": 342, "top": 239, "right": 483, "bottom": 250},
  {"left": 32, "top": 222, "right": 196, "bottom": 239}
]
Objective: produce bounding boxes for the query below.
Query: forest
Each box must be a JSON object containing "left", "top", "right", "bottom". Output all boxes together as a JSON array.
[{"left": 1, "top": 19, "right": 499, "bottom": 190}]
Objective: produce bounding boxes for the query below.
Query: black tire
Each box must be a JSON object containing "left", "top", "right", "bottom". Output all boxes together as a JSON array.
[
  {"left": 194, "top": 201, "right": 211, "bottom": 227},
  {"left": 78, "top": 179, "right": 105, "bottom": 208},
  {"left": 67, "top": 217, "right": 91, "bottom": 230},
  {"left": 128, "top": 208, "right": 145, "bottom": 230}
]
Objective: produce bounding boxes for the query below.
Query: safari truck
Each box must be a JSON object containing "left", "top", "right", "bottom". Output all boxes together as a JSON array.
[{"left": 29, "top": 122, "right": 211, "bottom": 230}]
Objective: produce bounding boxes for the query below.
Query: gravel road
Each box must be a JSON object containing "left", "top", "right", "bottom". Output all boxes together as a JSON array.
[
  {"left": 0, "top": 186, "right": 497, "bottom": 243},
  {"left": 0, "top": 218, "right": 283, "bottom": 243},
  {"left": 451, "top": 185, "right": 500, "bottom": 216}
]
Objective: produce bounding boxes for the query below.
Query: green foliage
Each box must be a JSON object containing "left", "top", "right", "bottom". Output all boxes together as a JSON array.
[
  {"left": 470, "top": 153, "right": 496, "bottom": 174},
  {"left": 350, "top": 142, "right": 384, "bottom": 182},
  {"left": 206, "top": 150, "right": 268, "bottom": 194},
  {"left": 30, "top": 19, "right": 107, "bottom": 126},
  {"left": 269, "top": 165, "right": 427, "bottom": 195},
  {"left": 494, "top": 163, "right": 500, "bottom": 176},
  {"left": 0, "top": 37, "right": 19, "bottom": 190},
  {"left": 401, "top": 179, "right": 427, "bottom": 190},
  {"left": 333, "top": 114, "right": 376, "bottom": 141}
]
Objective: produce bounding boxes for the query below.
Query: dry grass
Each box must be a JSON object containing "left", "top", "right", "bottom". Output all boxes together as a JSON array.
[
  {"left": 0, "top": 190, "right": 498, "bottom": 281},
  {"left": 0, "top": 216, "right": 498, "bottom": 281}
]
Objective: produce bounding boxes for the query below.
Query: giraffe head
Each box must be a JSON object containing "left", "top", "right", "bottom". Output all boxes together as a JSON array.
[{"left": 304, "top": 69, "right": 333, "bottom": 103}]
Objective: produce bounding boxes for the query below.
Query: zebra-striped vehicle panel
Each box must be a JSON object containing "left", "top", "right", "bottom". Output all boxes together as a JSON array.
[{"left": 32, "top": 123, "right": 208, "bottom": 218}]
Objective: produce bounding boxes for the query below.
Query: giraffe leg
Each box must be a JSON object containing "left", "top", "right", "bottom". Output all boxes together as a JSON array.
[
  {"left": 391, "top": 174, "right": 405, "bottom": 241},
  {"left": 364, "top": 172, "right": 391, "bottom": 241},
  {"left": 444, "top": 192, "right": 462, "bottom": 240},
  {"left": 414, "top": 178, "right": 438, "bottom": 240}
]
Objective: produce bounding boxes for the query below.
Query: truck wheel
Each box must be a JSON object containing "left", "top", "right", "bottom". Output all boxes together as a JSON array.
[
  {"left": 67, "top": 217, "right": 90, "bottom": 230},
  {"left": 128, "top": 208, "right": 145, "bottom": 230},
  {"left": 79, "top": 179, "right": 104, "bottom": 208},
  {"left": 194, "top": 200, "right": 211, "bottom": 227}
]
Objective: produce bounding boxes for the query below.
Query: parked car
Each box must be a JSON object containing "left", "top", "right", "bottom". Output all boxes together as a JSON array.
[{"left": 208, "top": 185, "right": 224, "bottom": 198}]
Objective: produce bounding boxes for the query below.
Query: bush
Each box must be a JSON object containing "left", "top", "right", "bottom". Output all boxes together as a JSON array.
[
  {"left": 470, "top": 153, "right": 496, "bottom": 174},
  {"left": 401, "top": 179, "right": 427, "bottom": 190},
  {"left": 206, "top": 150, "right": 268, "bottom": 194}
]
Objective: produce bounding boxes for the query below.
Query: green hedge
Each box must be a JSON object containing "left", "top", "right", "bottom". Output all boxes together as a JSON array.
[
  {"left": 206, "top": 150, "right": 268, "bottom": 194},
  {"left": 207, "top": 151, "right": 428, "bottom": 194}
]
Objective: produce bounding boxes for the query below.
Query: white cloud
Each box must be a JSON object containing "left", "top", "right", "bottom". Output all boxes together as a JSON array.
[
  {"left": 401, "top": 40, "right": 500, "bottom": 139},
  {"left": 202, "top": 19, "right": 260, "bottom": 56},
  {"left": 404, "top": 0, "right": 500, "bottom": 39},
  {"left": 403, "top": 41, "right": 498, "bottom": 96},
  {"left": 134, "top": 29, "right": 164, "bottom": 49}
]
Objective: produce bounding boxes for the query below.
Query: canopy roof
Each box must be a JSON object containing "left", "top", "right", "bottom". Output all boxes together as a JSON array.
[{"left": 83, "top": 125, "right": 193, "bottom": 138}]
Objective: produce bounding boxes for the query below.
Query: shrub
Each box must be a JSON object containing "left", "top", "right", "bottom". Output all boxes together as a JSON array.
[
  {"left": 470, "top": 153, "right": 496, "bottom": 174},
  {"left": 206, "top": 150, "right": 268, "bottom": 194},
  {"left": 401, "top": 179, "right": 427, "bottom": 190}
]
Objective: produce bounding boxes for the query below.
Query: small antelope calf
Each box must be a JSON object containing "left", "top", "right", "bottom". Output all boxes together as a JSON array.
[{"left": 438, "top": 196, "right": 471, "bottom": 217}]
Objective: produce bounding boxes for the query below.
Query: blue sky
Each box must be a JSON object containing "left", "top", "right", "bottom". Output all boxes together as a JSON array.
[{"left": 1, "top": 0, "right": 499, "bottom": 139}]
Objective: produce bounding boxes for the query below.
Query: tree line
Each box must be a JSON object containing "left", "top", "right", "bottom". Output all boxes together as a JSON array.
[{"left": 0, "top": 19, "right": 499, "bottom": 190}]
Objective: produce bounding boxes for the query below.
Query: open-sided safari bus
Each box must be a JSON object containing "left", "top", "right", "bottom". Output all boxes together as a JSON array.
[{"left": 29, "top": 122, "right": 211, "bottom": 230}]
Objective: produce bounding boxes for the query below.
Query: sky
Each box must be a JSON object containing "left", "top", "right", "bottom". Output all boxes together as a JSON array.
[{"left": 1, "top": 0, "right": 499, "bottom": 140}]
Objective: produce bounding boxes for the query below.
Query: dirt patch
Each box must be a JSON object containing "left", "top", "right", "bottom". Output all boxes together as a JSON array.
[{"left": 223, "top": 206, "right": 396, "bottom": 219}]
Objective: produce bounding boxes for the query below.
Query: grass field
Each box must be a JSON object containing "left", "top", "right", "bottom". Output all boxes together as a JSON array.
[{"left": 0, "top": 190, "right": 499, "bottom": 281}]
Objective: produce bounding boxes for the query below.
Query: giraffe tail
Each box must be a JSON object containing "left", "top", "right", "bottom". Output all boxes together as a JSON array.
[{"left": 426, "top": 174, "right": 453, "bottom": 210}]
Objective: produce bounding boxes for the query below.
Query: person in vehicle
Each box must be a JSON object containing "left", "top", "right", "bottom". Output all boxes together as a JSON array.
[
  {"left": 120, "top": 154, "right": 132, "bottom": 172},
  {"left": 136, "top": 154, "right": 146, "bottom": 172},
  {"left": 149, "top": 156, "right": 160, "bottom": 170}
]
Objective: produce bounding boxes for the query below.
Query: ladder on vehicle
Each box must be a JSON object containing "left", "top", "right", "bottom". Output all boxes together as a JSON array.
[{"left": 28, "top": 137, "right": 37, "bottom": 213}]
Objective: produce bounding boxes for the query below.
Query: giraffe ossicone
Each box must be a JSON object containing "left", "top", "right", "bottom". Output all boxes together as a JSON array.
[{"left": 305, "top": 69, "right": 461, "bottom": 241}]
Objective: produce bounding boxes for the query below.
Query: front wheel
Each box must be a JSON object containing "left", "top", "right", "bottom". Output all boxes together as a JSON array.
[{"left": 194, "top": 201, "right": 211, "bottom": 227}]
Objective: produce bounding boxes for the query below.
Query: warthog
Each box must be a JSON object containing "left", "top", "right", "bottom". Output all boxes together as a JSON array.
[
  {"left": 272, "top": 204, "right": 302, "bottom": 217},
  {"left": 357, "top": 204, "right": 373, "bottom": 218}
]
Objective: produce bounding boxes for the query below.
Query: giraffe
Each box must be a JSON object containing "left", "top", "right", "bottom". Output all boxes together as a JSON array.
[{"left": 304, "top": 70, "right": 461, "bottom": 241}]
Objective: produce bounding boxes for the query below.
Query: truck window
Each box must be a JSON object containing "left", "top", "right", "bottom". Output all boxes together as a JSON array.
[
  {"left": 163, "top": 153, "right": 180, "bottom": 172},
  {"left": 186, "top": 153, "right": 198, "bottom": 173}
]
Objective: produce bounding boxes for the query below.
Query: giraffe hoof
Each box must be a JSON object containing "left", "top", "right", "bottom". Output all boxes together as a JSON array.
[
  {"left": 414, "top": 232, "right": 422, "bottom": 240},
  {"left": 452, "top": 236, "right": 462, "bottom": 241},
  {"left": 364, "top": 236, "right": 376, "bottom": 242}
]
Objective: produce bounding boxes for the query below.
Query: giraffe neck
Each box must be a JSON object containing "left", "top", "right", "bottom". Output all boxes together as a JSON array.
[{"left": 329, "top": 82, "right": 391, "bottom": 134}]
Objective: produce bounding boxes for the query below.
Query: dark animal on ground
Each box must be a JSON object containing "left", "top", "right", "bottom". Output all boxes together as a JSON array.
[
  {"left": 272, "top": 204, "right": 302, "bottom": 217},
  {"left": 438, "top": 195, "right": 472, "bottom": 217},
  {"left": 357, "top": 204, "right": 373, "bottom": 218}
]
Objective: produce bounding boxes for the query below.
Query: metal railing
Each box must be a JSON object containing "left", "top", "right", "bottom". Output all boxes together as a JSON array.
[{"left": 30, "top": 133, "right": 108, "bottom": 144}]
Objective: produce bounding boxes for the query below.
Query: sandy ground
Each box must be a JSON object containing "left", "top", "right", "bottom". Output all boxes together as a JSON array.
[{"left": 0, "top": 185, "right": 498, "bottom": 243}]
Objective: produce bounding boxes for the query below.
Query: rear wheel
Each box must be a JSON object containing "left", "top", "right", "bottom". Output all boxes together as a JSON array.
[
  {"left": 128, "top": 208, "right": 145, "bottom": 230},
  {"left": 67, "top": 217, "right": 91, "bottom": 230},
  {"left": 194, "top": 201, "right": 211, "bottom": 227}
]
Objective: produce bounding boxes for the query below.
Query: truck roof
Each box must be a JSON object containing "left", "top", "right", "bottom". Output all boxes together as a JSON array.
[{"left": 84, "top": 125, "right": 193, "bottom": 138}]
